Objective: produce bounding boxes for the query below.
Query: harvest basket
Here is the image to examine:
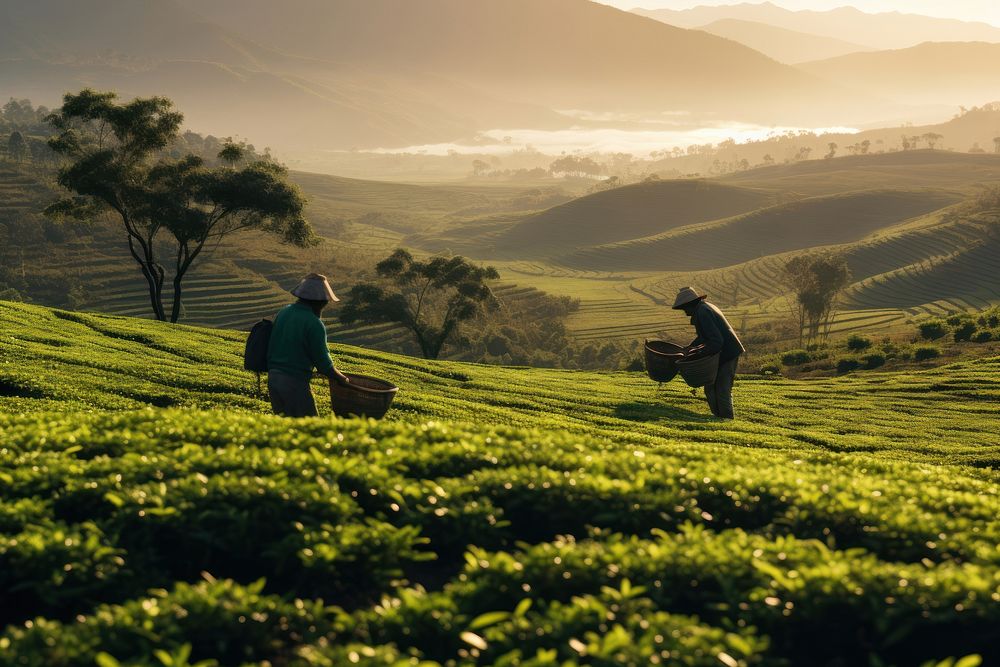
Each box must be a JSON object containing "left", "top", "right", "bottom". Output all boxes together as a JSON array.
[
  {"left": 330, "top": 373, "right": 399, "bottom": 419},
  {"left": 644, "top": 340, "right": 685, "bottom": 383},
  {"left": 676, "top": 353, "right": 720, "bottom": 388}
]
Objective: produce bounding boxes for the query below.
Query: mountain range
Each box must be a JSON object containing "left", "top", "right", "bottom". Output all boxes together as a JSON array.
[
  {"left": 2, "top": 0, "right": 997, "bottom": 154},
  {"left": 0, "top": 0, "right": 893, "bottom": 152},
  {"left": 696, "top": 19, "right": 873, "bottom": 63},
  {"left": 633, "top": 2, "right": 1000, "bottom": 50}
]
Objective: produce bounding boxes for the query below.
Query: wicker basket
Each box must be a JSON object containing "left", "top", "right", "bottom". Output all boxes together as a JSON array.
[
  {"left": 676, "top": 353, "right": 720, "bottom": 388},
  {"left": 330, "top": 373, "right": 399, "bottom": 419},
  {"left": 644, "top": 340, "right": 685, "bottom": 383}
]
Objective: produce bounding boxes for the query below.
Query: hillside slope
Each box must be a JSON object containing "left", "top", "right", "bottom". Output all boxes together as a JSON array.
[
  {"left": 2, "top": 0, "right": 893, "bottom": 149},
  {"left": 798, "top": 42, "right": 1000, "bottom": 107},
  {"left": 558, "top": 188, "right": 961, "bottom": 272},
  {"left": 179, "top": 0, "right": 833, "bottom": 114},
  {"left": 0, "top": 301, "right": 998, "bottom": 665},
  {"left": 491, "top": 180, "right": 775, "bottom": 256}
]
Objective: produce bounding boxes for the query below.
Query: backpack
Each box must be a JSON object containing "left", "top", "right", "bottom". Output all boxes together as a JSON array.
[{"left": 244, "top": 318, "right": 273, "bottom": 394}]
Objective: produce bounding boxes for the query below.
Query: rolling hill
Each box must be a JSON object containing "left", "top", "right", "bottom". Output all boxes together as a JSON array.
[
  {"left": 490, "top": 180, "right": 776, "bottom": 256},
  {"left": 697, "top": 18, "right": 872, "bottom": 63},
  {"left": 409, "top": 151, "right": 1000, "bottom": 343},
  {"left": 558, "top": 188, "right": 961, "bottom": 272},
  {"left": 635, "top": 2, "right": 1000, "bottom": 50},
  {"left": 798, "top": 42, "right": 1000, "bottom": 108},
  {"left": 718, "top": 150, "right": 1000, "bottom": 196},
  {"left": 0, "top": 301, "right": 997, "bottom": 664}
]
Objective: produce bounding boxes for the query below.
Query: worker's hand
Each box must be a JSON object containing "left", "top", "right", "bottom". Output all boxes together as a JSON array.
[{"left": 331, "top": 373, "right": 351, "bottom": 387}]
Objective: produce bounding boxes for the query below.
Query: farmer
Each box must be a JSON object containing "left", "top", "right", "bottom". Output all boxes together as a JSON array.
[
  {"left": 673, "top": 286, "right": 745, "bottom": 419},
  {"left": 267, "top": 273, "right": 350, "bottom": 417}
]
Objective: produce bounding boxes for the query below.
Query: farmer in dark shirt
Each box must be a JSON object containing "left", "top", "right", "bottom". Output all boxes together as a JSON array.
[
  {"left": 673, "top": 286, "right": 746, "bottom": 419},
  {"left": 267, "top": 274, "right": 350, "bottom": 418}
]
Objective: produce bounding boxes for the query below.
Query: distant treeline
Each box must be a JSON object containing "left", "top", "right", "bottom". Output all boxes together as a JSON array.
[{"left": 1, "top": 97, "right": 267, "bottom": 167}]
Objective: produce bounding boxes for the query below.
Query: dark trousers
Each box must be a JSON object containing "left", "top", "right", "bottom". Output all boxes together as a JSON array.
[
  {"left": 268, "top": 370, "right": 318, "bottom": 418},
  {"left": 705, "top": 356, "right": 738, "bottom": 419}
]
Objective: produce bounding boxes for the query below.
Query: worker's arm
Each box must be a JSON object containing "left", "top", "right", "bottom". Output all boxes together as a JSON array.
[
  {"left": 694, "top": 307, "right": 724, "bottom": 354},
  {"left": 307, "top": 318, "right": 350, "bottom": 386}
]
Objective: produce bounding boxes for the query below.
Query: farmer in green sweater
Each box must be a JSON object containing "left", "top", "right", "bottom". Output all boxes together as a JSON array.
[
  {"left": 267, "top": 274, "right": 350, "bottom": 418},
  {"left": 673, "top": 286, "right": 746, "bottom": 419}
]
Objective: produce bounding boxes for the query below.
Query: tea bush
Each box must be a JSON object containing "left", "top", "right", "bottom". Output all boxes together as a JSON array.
[
  {"left": 835, "top": 357, "right": 861, "bottom": 374},
  {"left": 953, "top": 321, "right": 977, "bottom": 342},
  {"left": 0, "top": 301, "right": 998, "bottom": 666},
  {"left": 919, "top": 319, "right": 948, "bottom": 341},
  {"left": 780, "top": 350, "right": 810, "bottom": 366},
  {"left": 846, "top": 335, "right": 872, "bottom": 352},
  {"left": 914, "top": 345, "right": 942, "bottom": 362}
]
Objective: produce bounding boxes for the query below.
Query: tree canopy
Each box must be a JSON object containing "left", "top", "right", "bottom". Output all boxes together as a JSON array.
[
  {"left": 340, "top": 249, "right": 499, "bottom": 360},
  {"left": 783, "top": 253, "right": 852, "bottom": 344},
  {"left": 45, "top": 89, "right": 314, "bottom": 322}
]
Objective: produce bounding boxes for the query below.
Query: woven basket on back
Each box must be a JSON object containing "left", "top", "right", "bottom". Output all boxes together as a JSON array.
[
  {"left": 676, "top": 353, "right": 720, "bottom": 388},
  {"left": 330, "top": 373, "right": 399, "bottom": 419},
  {"left": 644, "top": 340, "right": 685, "bottom": 383}
]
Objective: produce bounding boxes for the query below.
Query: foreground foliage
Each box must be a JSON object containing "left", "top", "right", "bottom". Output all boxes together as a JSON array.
[{"left": 0, "top": 301, "right": 997, "bottom": 665}]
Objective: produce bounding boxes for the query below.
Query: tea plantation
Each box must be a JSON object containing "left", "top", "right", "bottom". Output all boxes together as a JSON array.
[{"left": 0, "top": 301, "right": 997, "bottom": 666}]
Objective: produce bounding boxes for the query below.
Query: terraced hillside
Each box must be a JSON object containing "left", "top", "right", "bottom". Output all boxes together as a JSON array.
[
  {"left": 490, "top": 180, "right": 776, "bottom": 257},
  {"left": 0, "top": 165, "right": 578, "bottom": 356},
  {"left": 718, "top": 150, "right": 1000, "bottom": 196},
  {"left": 559, "top": 189, "right": 960, "bottom": 272},
  {"left": 435, "top": 153, "right": 1000, "bottom": 343},
  {"left": 0, "top": 301, "right": 997, "bottom": 666}
]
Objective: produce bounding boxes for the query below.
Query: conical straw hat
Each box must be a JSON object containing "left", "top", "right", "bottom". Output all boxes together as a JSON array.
[
  {"left": 671, "top": 286, "right": 707, "bottom": 309},
  {"left": 291, "top": 273, "right": 339, "bottom": 302}
]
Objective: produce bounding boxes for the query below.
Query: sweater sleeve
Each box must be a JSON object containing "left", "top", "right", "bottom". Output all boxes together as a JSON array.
[
  {"left": 695, "top": 307, "right": 724, "bottom": 354},
  {"left": 306, "top": 317, "right": 335, "bottom": 376}
]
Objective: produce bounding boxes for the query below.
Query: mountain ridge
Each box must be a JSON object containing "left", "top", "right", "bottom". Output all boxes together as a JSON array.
[
  {"left": 634, "top": 2, "right": 1000, "bottom": 50},
  {"left": 697, "top": 18, "right": 873, "bottom": 63},
  {"left": 2, "top": 0, "right": 894, "bottom": 151}
]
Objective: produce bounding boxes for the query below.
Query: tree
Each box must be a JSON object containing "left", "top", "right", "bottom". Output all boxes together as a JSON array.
[
  {"left": 471, "top": 159, "right": 490, "bottom": 177},
  {"left": 825, "top": 142, "right": 837, "bottom": 159},
  {"left": 922, "top": 132, "right": 943, "bottom": 149},
  {"left": 46, "top": 89, "right": 314, "bottom": 323},
  {"left": 859, "top": 139, "right": 871, "bottom": 155},
  {"left": 340, "top": 249, "right": 499, "bottom": 359},
  {"left": 993, "top": 136, "right": 1000, "bottom": 154},
  {"left": 549, "top": 155, "right": 603, "bottom": 178},
  {"left": 783, "top": 253, "right": 852, "bottom": 345},
  {"left": 7, "top": 131, "right": 27, "bottom": 163}
]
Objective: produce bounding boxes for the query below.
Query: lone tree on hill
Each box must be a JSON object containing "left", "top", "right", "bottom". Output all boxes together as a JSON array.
[
  {"left": 340, "top": 249, "right": 499, "bottom": 359},
  {"left": 45, "top": 89, "right": 314, "bottom": 323},
  {"left": 783, "top": 252, "right": 852, "bottom": 345},
  {"left": 993, "top": 136, "right": 1000, "bottom": 154}
]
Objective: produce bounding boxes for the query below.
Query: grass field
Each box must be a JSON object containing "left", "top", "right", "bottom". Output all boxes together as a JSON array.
[{"left": 0, "top": 301, "right": 997, "bottom": 666}]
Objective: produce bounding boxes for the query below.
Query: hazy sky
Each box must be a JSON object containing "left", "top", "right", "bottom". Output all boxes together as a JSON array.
[{"left": 599, "top": 1, "right": 1000, "bottom": 26}]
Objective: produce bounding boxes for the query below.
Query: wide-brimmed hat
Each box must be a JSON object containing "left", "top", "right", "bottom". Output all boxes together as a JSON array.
[
  {"left": 672, "top": 286, "right": 706, "bottom": 309},
  {"left": 291, "top": 273, "right": 339, "bottom": 302}
]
